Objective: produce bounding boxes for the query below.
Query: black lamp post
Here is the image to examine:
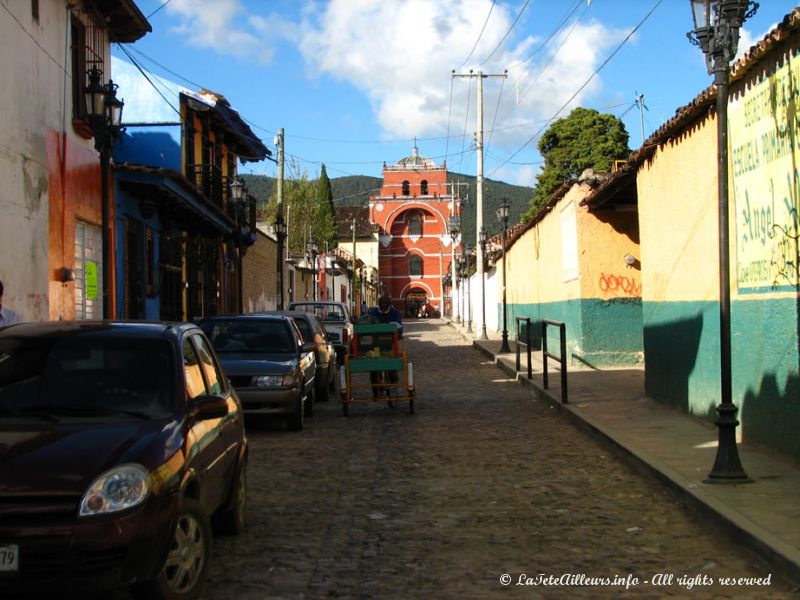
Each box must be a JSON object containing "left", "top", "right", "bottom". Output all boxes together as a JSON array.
[
  {"left": 275, "top": 212, "right": 287, "bottom": 309},
  {"left": 464, "top": 243, "right": 473, "bottom": 334},
  {"left": 309, "top": 238, "right": 318, "bottom": 301},
  {"left": 229, "top": 177, "right": 247, "bottom": 313},
  {"left": 85, "top": 67, "right": 124, "bottom": 319},
  {"left": 478, "top": 227, "right": 488, "bottom": 340},
  {"left": 688, "top": 0, "right": 756, "bottom": 483},
  {"left": 496, "top": 199, "right": 511, "bottom": 353},
  {"left": 448, "top": 215, "right": 461, "bottom": 322}
]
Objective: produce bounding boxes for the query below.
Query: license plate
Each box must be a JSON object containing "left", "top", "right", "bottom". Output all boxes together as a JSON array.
[{"left": 0, "top": 544, "right": 19, "bottom": 572}]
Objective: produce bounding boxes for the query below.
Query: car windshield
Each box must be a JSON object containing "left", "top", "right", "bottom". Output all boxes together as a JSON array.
[
  {"left": 0, "top": 336, "right": 174, "bottom": 420},
  {"left": 200, "top": 319, "right": 294, "bottom": 354},
  {"left": 293, "top": 319, "right": 313, "bottom": 342},
  {"left": 291, "top": 304, "right": 346, "bottom": 323}
]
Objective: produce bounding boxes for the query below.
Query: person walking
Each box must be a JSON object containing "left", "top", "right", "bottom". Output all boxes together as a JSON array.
[{"left": 0, "top": 280, "right": 23, "bottom": 328}]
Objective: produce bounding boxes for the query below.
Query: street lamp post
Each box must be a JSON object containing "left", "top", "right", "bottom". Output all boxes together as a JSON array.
[
  {"left": 496, "top": 199, "right": 511, "bottom": 353},
  {"left": 688, "top": 0, "right": 756, "bottom": 483},
  {"left": 229, "top": 177, "right": 247, "bottom": 313},
  {"left": 274, "top": 212, "right": 287, "bottom": 309},
  {"left": 85, "top": 67, "right": 124, "bottom": 319},
  {"left": 448, "top": 215, "right": 461, "bottom": 323},
  {"left": 478, "top": 227, "right": 488, "bottom": 340},
  {"left": 309, "top": 238, "right": 318, "bottom": 301},
  {"left": 464, "top": 243, "right": 473, "bottom": 334}
]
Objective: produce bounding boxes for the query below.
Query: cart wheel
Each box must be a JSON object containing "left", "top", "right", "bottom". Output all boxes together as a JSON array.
[
  {"left": 342, "top": 400, "right": 349, "bottom": 417},
  {"left": 408, "top": 390, "right": 415, "bottom": 415}
]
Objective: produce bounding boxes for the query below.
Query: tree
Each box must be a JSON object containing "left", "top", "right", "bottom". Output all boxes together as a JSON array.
[
  {"left": 525, "top": 107, "right": 630, "bottom": 219},
  {"left": 316, "top": 164, "right": 337, "bottom": 249}
]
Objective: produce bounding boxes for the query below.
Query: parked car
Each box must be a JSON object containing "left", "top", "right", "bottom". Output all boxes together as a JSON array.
[
  {"left": 0, "top": 321, "right": 248, "bottom": 599},
  {"left": 260, "top": 310, "right": 337, "bottom": 401},
  {"left": 287, "top": 301, "right": 353, "bottom": 365},
  {"left": 198, "top": 314, "right": 316, "bottom": 430}
]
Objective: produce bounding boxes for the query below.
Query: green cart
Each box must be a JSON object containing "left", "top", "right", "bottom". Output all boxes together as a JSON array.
[{"left": 340, "top": 322, "right": 415, "bottom": 416}]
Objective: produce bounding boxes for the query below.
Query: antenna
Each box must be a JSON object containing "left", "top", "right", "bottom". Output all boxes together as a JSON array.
[{"left": 635, "top": 92, "right": 649, "bottom": 145}]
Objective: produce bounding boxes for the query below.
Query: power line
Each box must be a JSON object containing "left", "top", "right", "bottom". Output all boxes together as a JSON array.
[
  {"left": 488, "top": 0, "right": 664, "bottom": 177},
  {"left": 1, "top": 3, "right": 67, "bottom": 75},
  {"left": 456, "top": 0, "right": 496, "bottom": 70},
  {"left": 146, "top": 0, "right": 175, "bottom": 19},
  {"left": 506, "top": 0, "right": 584, "bottom": 71},
  {"left": 479, "top": 0, "right": 531, "bottom": 66},
  {"left": 114, "top": 43, "right": 182, "bottom": 118}
]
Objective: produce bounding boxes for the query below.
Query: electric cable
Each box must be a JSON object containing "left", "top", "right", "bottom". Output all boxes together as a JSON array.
[
  {"left": 456, "top": 0, "right": 496, "bottom": 70},
  {"left": 478, "top": 0, "right": 531, "bottom": 66}
]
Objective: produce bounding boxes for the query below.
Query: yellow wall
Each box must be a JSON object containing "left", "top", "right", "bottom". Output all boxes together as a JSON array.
[{"left": 637, "top": 119, "right": 720, "bottom": 303}]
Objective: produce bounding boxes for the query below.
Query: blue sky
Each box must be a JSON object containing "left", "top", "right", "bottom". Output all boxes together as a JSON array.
[{"left": 114, "top": 0, "right": 799, "bottom": 188}]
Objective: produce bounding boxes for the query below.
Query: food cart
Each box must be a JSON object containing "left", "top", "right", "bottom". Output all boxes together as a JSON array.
[{"left": 340, "top": 322, "right": 415, "bottom": 415}]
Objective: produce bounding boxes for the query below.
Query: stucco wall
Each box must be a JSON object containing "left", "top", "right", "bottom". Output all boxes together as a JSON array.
[
  {"left": 1, "top": 1, "right": 82, "bottom": 321},
  {"left": 637, "top": 47, "right": 800, "bottom": 458},
  {"left": 500, "top": 182, "right": 643, "bottom": 365}
]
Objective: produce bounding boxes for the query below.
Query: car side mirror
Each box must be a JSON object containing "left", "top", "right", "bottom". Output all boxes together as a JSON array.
[
  {"left": 301, "top": 341, "right": 316, "bottom": 354},
  {"left": 191, "top": 394, "right": 229, "bottom": 420}
]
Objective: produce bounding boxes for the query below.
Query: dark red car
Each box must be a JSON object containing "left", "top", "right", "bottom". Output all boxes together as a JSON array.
[{"left": 0, "top": 321, "right": 248, "bottom": 599}]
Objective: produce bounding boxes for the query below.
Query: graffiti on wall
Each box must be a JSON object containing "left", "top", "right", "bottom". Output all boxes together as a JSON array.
[
  {"left": 730, "top": 54, "right": 800, "bottom": 293},
  {"left": 598, "top": 273, "right": 642, "bottom": 297}
]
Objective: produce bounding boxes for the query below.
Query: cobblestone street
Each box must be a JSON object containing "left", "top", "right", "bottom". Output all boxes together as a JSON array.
[{"left": 204, "top": 320, "right": 796, "bottom": 599}]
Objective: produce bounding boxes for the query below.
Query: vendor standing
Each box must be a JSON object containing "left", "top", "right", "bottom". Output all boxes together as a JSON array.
[{"left": 367, "top": 294, "right": 403, "bottom": 403}]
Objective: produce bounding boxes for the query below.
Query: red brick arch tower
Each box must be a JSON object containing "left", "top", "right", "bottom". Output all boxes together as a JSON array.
[{"left": 369, "top": 145, "right": 460, "bottom": 317}]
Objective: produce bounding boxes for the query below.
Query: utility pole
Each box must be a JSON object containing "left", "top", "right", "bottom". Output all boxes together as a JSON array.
[
  {"left": 636, "top": 94, "right": 646, "bottom": 145},
  {"left": 275, "top": 128, "right": 285, "bottom": 309},
  {"left": 452, "top": 69, "right": 507, "bottom": 340},
  {"left": 351, "top": 218, "right": 357, "bottom": 314}
]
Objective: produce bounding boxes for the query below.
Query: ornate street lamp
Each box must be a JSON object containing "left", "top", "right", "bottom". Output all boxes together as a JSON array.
[
  {"left": 688, "top": 0, "right": 757, "bottom": 483},
  {"left": 448, "top": 214, "right": 461, "bottom": 323},
  {"left": 478, "top": 227, "right": 488, "bottom": 340},
  {"left": 85, "top": 67, "right": 124, "bottom": 319},
  {"left": 496, "top": 199, "right": 511, "bottom": 353},
  {"left": 274, "top": 212, "right": 287, "bottom": 309}
]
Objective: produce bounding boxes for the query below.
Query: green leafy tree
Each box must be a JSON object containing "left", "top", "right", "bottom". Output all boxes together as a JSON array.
[{"left": 525, "top": 107, "right": 630, "bottom": 219}]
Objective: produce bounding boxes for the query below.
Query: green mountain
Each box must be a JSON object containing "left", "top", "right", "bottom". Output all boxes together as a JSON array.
[{"left": 241, "top": 173, "right": 533, "bottom": 239}]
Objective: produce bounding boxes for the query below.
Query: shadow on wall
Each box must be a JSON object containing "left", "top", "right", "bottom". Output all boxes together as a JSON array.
[
  {"left": 643, "top": 313, "right": 703, "bottom": 414},
  {"left": 741, "top": 371, "right": 800, "bottom": 460}
]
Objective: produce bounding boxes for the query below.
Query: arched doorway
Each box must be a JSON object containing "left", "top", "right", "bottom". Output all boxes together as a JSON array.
[{"left": 404, "top": 290, "right": 428, "bottom": 318}]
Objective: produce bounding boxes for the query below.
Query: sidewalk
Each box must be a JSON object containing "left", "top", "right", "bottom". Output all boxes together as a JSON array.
[{"left": 447, "top": 319, "right": 800, "bottom": 587}]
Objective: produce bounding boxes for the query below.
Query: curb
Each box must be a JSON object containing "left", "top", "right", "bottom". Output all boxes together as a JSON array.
[{"left": 467, "top": 333, "right": 800, "bottom": 587}]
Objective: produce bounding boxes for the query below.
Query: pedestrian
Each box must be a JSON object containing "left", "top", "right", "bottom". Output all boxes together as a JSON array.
[
  {"left": 367, "top": 294, "right": 404, "bottom": 404},
  {"left": 360, "top": 300, "right": 367, "bottom": 316},
  {"left": 0, "top": 280, "right": 23, "bottom": 328}
]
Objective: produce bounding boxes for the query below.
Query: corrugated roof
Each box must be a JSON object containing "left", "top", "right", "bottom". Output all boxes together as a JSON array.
[{"left": 334, "top": 206, "right": 375, "bottom": 238}]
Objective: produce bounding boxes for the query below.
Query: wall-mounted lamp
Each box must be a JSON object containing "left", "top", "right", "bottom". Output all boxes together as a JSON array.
[
  {"left": 624, "top": 254, "right": 636, "bottom": 268},
  {"left": 60, "top": 267, "right": 75, "bottom": 283}
]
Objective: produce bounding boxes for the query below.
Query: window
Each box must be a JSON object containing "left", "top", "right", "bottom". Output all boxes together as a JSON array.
[
  {"left": 420, "top": 180, "right": 428, "bottom": 195},
  {"left": 193, "top": 334, "right": 224, "bottom": 396},
  {"left": 31, "top": 0, "right": 39, "bottom": 22},
  {"left": 408, "top": 213, "right": 422, "bottom": 236},
  {"left": 409, "top": 255, "right": 423, "bottom": 277},
  {"left": 402, "top": 180, "right": 410, "bottom": 196},
  {"left": 70, "top": 11, "right": 105, "bottom": 121},
  {"left": 183, "top": 338, "right": 207, "bottom": 400}
]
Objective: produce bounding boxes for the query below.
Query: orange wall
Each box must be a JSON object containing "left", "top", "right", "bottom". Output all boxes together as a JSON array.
[{"left": 46, "top": 128, "right": 106, "bottom": 320}]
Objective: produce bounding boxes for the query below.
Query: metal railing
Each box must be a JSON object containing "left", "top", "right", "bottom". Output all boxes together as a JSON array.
[
  {"left": 542, "top": 320, "right": 568, "bottom": 403},
  {"left": 515, "top": 317, "right": 532, "bottom": 379}
]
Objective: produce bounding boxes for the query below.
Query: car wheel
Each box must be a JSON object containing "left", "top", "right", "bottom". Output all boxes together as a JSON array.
[
  {"left": 287, "top": 394, "right": 304, "bottom": 431},
  {"left": 304, "top": 383, "right": 316, "bottom": 417},
  {"left": 215, "top": 460, "right": 247, "bottom": 535},
  {"left": 133, "top": 497, "right": 211, "bottom": 600}
]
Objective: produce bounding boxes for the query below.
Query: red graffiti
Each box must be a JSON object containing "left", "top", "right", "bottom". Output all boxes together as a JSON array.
[{"left": 599, "top": 272, "right": 642, "bottom": 297}]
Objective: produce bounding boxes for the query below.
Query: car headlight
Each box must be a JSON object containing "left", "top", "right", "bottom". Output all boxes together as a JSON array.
[
  {"left": 79, "top": 464, "right": 150, "bottom": 517},
  {"left": 255, "top": 373, "right": 295, "bottom": 387}
]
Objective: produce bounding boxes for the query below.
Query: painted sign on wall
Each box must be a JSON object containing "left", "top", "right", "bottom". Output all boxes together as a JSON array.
[{"left": 729, "top": 55, "right": 800, "bottom": 293}]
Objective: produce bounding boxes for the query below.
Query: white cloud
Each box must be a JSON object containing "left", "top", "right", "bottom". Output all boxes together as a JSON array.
[
  {"left": 164, "top": 0, "right": 273, "bottom": 64},
  {"left": 296, "top": 1, "right": 627, "bottom": 156}
]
